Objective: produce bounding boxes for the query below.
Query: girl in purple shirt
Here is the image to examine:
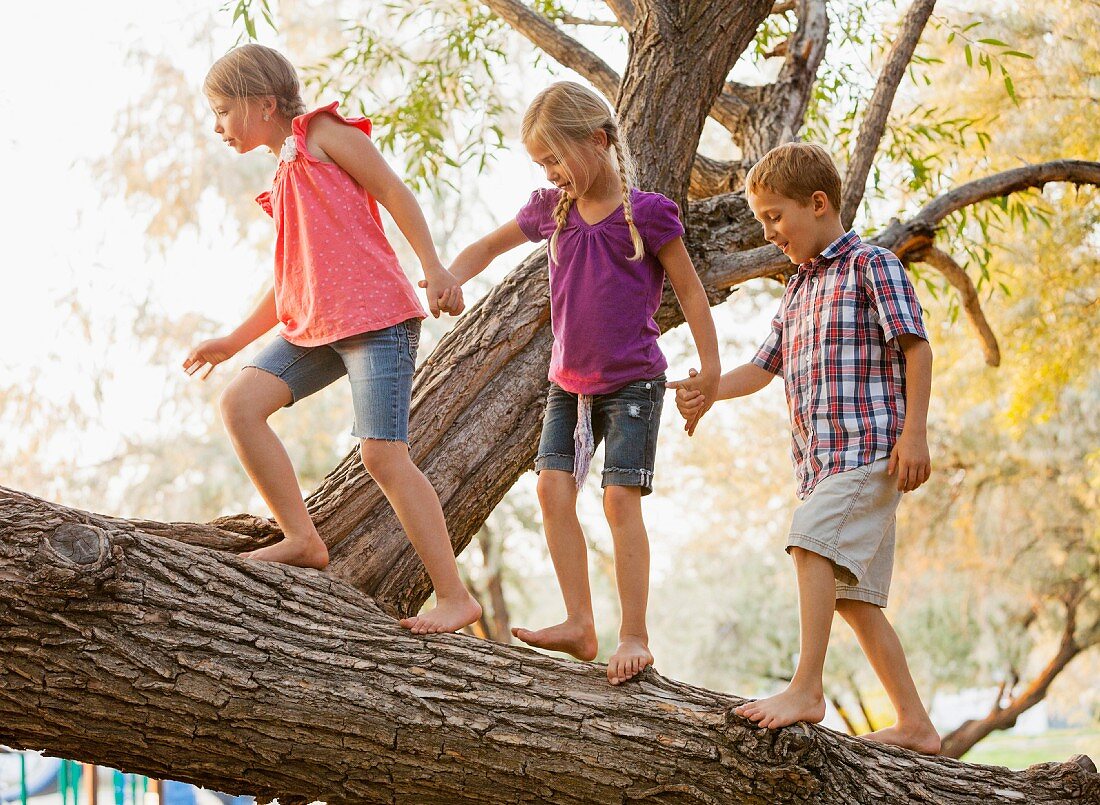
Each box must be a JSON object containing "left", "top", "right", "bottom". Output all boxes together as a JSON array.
[{"left": 448, "top": 82, "right": 719, "bottom": 685}]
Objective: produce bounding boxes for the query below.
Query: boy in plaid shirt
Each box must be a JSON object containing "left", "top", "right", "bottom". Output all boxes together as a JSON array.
[{"left": 671, "top": 143, "right": 940, "bottom": 754}]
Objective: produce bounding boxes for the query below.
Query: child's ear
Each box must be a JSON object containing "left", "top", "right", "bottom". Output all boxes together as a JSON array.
[
  {"left": 812, "top": 190, "right": 831, "bottom": 216},
  {"left": 592, "top": 129, "right": 610, "bottom": 150}
]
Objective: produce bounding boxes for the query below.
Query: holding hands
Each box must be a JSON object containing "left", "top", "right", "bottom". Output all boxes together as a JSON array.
[
  {"left": 667, "top": 368, "right": 719, "bottom": 436},
  {"left": 418, "top": 266, "right": 465, "bottom": 318}
]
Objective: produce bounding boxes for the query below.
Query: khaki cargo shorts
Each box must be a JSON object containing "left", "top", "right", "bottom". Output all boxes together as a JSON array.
[{"left": 787, "top": 458, "right": 902, "bottom": 607}]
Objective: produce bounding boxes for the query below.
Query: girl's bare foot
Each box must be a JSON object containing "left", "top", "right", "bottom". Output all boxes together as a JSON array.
[
  {"left": 864, "top": 723, "right": 942, "bottom": 755},
  {"left": 511, "top": 619, "right": 598, "bottom": 661},
  {"left": 240, "top": 535, "right": 329, "bottom": 570},
  {"left": 734, "top": 685, "right": 826, "bottom": 729},
  {"left": 607, "top": 636, "right": 653, "bottom": 685},
  {"left": 399, "top": 593, "right": 483, "bottom": 635}
]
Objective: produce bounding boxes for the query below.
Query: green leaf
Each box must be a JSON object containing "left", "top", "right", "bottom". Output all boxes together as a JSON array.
[{"left": 964, "top": 44, "right": 973, "bottom": 67}]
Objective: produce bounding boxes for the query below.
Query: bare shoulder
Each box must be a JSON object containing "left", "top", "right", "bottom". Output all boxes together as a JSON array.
[{"left": 306, "top": 113, "right": 368, "bottom": 164}]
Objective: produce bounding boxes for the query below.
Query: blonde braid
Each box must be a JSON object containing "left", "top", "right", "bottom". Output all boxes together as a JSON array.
[
  {"left": 548, "top": 189, "right": 574, "bottom": 264},
  {"left": 609, "top": 128, "right": 644, "bottom": 262}
]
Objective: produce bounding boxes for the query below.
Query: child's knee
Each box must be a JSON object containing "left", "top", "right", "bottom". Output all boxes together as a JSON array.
[
  {"left": 602, "top": 486, "right": 641, "bottom": 526},
  {"left": 537, "top": 470, "right": 575, "bottom": 509},
  {"left": 359, "top": 439, "right": 407, "bottom": 480},
  {"left": 218, "top": 383, "right": 255, "bottom": 431}
]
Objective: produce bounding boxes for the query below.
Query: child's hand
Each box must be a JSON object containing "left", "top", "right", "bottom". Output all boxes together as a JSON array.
[
  {"left": 888, "top": 429, "right": 932, "bottom": 492},
  {"left": 419, "top": 268, "right": 465, "bottom": 318},
  {"left": 183, "top": 336, "right": 239, "bottom": 381},
  {"left": 667, "top": 368, "right": 719, "bottom": 436}
]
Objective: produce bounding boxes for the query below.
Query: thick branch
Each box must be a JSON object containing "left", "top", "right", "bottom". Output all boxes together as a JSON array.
[
  {"left": 3, "top": 489, "right": 1098, "bottom": 804},
  {"left": 482, "top": 0, "right": 620, "bottom": 99},
  {"left": 915, "top": 246, "right": 1001, "bottom": 366},
  {"left": 735, "top": 0, "right": 830, "bottom": 164},
  {"left": 840, "top": 0, "right": 938, "bottom": 227}
]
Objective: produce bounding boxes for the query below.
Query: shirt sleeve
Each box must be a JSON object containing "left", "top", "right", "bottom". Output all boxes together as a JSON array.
[
  {"left": 863, "top": 249, "right": 928, "bottom": 347},
  {"left": 255, "top": 191, "right": 273, "bottom": 218},
  {"left": 751, "top": 307, "right": 785, "bottom": 376},
  {"left": 516, "top": 189, "right": 558, "bottom": 243},
  {"left": 639, "top": 193, "right": 686, "bottom": 256}
]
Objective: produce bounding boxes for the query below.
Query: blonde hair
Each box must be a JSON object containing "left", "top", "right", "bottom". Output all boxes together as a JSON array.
[
  {"left": 521, "top": 82, "right": 644, "bottom": 263},
  {"left": 745, "top": 142, "right": 842, "bottom": 211},
  {"left": 203, "top": 44, "right": 306, "bottom": 119}
]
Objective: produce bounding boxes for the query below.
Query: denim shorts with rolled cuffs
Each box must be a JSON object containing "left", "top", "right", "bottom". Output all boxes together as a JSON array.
[
  {"left": 245, "top": 318, "right": 421, "bottom": 442},
  {"left": 535, "top": 375, "right": 665, "bottom": 495}
]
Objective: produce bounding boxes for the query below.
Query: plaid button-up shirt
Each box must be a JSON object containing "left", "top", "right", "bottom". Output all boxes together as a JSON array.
[{"left": 752, "top": 231, "right": 928, "bottom": 499}]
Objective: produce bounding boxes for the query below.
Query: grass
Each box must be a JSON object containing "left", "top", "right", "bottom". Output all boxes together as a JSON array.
[{"left": 962, "top": 727, "right": 1100, "bottom": 770}]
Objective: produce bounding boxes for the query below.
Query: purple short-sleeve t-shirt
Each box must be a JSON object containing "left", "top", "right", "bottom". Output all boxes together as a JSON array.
[{"left": 516, "top": 187, "right": 684, "bottom": 395}]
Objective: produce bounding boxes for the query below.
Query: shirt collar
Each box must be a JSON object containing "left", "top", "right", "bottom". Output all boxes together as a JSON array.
[{"left": 798, "top": 230, "right": 861, "bottom": 273}]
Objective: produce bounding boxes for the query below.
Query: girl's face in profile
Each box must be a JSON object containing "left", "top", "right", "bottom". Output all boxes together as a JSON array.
[{"left": 208, "top": 94, "right": 268, "bottom": 154}]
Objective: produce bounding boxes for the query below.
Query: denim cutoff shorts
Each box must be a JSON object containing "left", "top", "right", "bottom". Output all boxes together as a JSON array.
[
  {"left": 535, "top": 375, "right": 666, "bottom": 495},
  {"left": 246, "top": 319, "right": 421, "bottom": 442}
]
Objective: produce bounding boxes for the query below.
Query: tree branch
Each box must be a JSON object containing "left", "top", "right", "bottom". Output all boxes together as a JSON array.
[
  {"left": 840, "top": 0, "right": 938, "bottom": 227},
  {"left": 699, "top": 160, "right": 1100, "bottom": 301},
  {"left": 603, "top": 0, "right": 635, "bottom": 31},
  {"left": 3, "top": 488, "right": 1098, "bottom": 803},
  {"left": 939, "top": 586, "right": 1096, "bottom": 759},
  {"left": 731, "top": 0, "right": 830, "bottom": 164},
  {"left": 914, "top": 246, "right": 1001, "bottom": 366},
  {"left": 874, "top": 160, "right": 1100, "bottom": 259},
  {"left": 482, "top": 0, "right": 620, "bottom": 99}
]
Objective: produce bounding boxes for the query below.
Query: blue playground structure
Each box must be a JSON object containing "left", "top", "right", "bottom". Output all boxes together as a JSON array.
[{"left": 0, "top": 749, "right": 253, "bottom": 805}]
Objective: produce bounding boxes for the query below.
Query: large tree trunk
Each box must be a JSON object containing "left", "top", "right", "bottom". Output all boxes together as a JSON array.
[{"left": 3, "top": 488, "right": 1097, "bottom": 805}]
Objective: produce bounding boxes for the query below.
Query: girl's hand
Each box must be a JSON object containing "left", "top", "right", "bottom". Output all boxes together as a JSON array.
[
  {"left": 418, "top": 269, "right": 466, "bottom": 317},
  {"left": 666, "top": 368, "right": 718, "bottom": 436},
  {"left": 183, "top": 336, "right": 239, "bottom": 380}
]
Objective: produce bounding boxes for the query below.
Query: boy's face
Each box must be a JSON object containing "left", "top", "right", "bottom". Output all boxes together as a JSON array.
[{"left": 746, "top": 186, "right": 833, "bottom": 265}]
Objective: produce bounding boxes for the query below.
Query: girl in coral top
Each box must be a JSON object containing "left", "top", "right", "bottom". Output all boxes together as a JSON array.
[{"left": 183, "top": 44, "right": 480, "bottom": 634}]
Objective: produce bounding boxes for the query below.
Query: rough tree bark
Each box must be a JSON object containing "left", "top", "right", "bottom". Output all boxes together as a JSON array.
[
  {"left": 4, "top": 1, "right": 1100, "bottom": 802},
  {"left": 3, "top": 488, "right": 1098, "bottom": 804}
]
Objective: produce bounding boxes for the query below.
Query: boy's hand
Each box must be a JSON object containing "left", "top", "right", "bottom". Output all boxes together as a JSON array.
[
  {"left": 183, "top": 336, "right": 239, "bottom": 381},
  {"left": 666, "top": 368, "right": 719, "bottom": 436},
  {"left": 419, "top": 268, "right": 465, "bottom": 318},
  {"left": 888, "top": 429, "right": 932, "bottom": 492}
]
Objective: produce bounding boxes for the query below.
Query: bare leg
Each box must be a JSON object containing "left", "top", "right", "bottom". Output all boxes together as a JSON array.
[
  {"left": 511, "top": 470, "right": 599, "bottom": 661},
  {"left": 223, "top": 369, "right": 329, "bottom": 570},
  {"left": 355, "top": 440, "right": 480, "bottom": 634},
  {"left": 836, "top": 599, "right": 941, "bottom": 754},
  {"left": 603, "top": 486, "right": 653, "bottom": 686},
  {"left": 735, "top": 547, "right": 832, "bottom": 728}
]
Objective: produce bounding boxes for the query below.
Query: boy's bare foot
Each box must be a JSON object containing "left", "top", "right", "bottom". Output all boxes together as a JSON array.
[
  {"left": 607, "top": 636, "right": 653, "bottom": 685},
  {"left": 734, "top": 686, "right": 826, "bottom": 729},
  {"left": 399, "top": 593, "right": 483, "bottom": 635},
  {"left": 511, "top": 619, "right": 598, "bottom": 661},
  {"left": 240, "top": 536, "right": 329, "bottom": 570},
  {"left": 864, "top": 722, "right": 942, "bottom": 755}
]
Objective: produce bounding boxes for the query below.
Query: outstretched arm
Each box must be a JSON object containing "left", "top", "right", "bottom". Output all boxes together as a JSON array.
[
  {"left": 447, "top": 220, "right": 531, "bottom": 286},
  {"left": 183, "top": 287, "right": 279, "bottom": 380},
  {"left": 659, "top": 237, "right": 721, "bottom": 435},
  {"left": 311, "top": 116, "right": 462, "bottom": 317}
]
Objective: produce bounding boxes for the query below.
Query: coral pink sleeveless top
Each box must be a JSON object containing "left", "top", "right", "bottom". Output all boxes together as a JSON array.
[{"left": 255, "top": 102, "right": 426, "bottom": 347}]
